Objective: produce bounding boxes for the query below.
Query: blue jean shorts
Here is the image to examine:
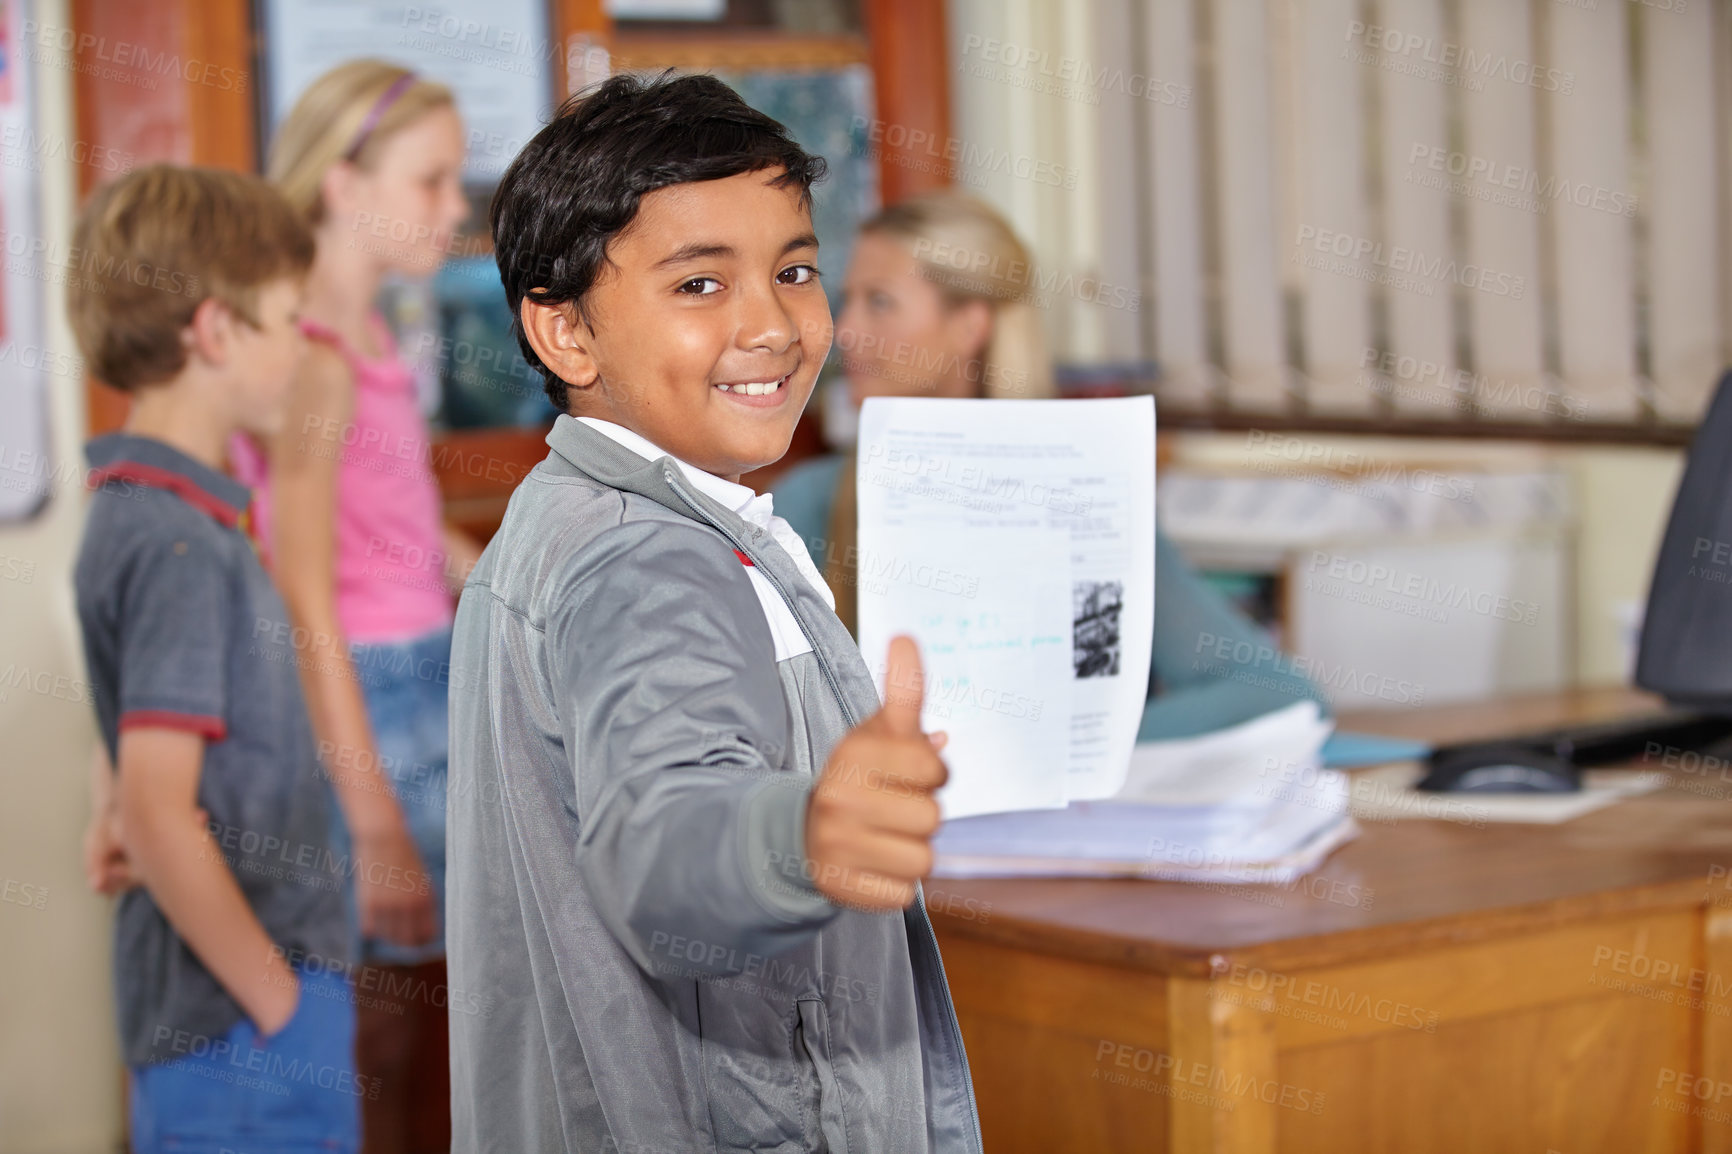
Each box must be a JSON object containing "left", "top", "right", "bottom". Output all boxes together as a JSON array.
[
  {"left": 333, "top": 623, "right": 451, "bottom": 965},
  {"left": 128, "top": 964, "right": 362, "bottom": 1154}
]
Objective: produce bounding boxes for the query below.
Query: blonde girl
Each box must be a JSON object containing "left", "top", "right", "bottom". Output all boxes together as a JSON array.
[{"left": 232, "top": 59, "right": 477, "bottom": 1153}]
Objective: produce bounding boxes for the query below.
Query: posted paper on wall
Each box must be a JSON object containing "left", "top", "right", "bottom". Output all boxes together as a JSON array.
[{"left": 856, "top": 397, "right": 1156, "bottom": 819}]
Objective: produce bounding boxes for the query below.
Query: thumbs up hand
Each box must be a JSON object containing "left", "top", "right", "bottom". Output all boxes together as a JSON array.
[{"left": 804, "top": 635, "right": 949, "bottom": 912}]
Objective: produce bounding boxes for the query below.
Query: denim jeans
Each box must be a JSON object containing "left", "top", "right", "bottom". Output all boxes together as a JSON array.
[
  {"left": 334, "top": 624, "right": 452, "bottom": 966},
  {"left": 128, "top": 964, "right": 362, "bottom": 1154}
]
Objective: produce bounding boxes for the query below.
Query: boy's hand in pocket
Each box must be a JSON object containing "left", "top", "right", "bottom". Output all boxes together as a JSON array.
[
  {"left": 805, "top": 635, "right": 948, "bottom": 913},
  {"left": 82, "top": 807, "right": 138, "bottom": 896},
  {"left": 354, "top": 817, "right": 437, "bottom": 946}
]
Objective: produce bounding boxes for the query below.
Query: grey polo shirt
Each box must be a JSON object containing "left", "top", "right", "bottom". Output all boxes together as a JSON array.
[{"left": 74, "top": 433, "right": 351, "bottom": 1067}]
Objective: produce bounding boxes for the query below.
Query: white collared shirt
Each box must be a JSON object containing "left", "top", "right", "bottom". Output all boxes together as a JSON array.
[{"left": 576, "top": 417, "right": 835, "bottom": 661}]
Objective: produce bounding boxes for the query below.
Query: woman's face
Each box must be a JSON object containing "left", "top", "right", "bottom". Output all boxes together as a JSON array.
[
  {"left": 835, "top": 231, "right": 990, "bottom": 405},
  {"left": 338, "top": 104, "right": 470, "bottom": 278}
]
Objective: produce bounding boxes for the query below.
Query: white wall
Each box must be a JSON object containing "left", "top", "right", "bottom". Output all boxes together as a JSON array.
[
  {"left": 0, "top": 0, "right": 124, "bottom": 1148},
  {"left": 1165, "top": 430, "right": 1685, "bottom": 688},
  {"left": 1560, "top": 446, "right": 1687, "bottom": 683}
]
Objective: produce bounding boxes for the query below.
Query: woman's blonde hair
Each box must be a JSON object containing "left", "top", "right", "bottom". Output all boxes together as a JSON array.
[
  {"left": 860, "top": 190, "right": 1056, "bottom": 399},
  {"left": 267, "top": 60, "right": 456, "bottom": 224}
]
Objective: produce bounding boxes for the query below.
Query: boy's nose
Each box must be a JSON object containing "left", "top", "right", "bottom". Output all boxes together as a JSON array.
[{"left": 737, "top": 286, "right": 799, "bottom": 354}]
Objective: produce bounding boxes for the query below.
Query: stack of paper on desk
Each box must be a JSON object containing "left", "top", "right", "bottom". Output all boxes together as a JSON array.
[
  {"left": 1115, "top": 699, "right": 1335, "bottom": 805},
  {"left": 930, "top": 795, "right": 1358, "bottom": 882},
  {"left": 930, "top": 701, "right": 1361, "bottom": 882}
]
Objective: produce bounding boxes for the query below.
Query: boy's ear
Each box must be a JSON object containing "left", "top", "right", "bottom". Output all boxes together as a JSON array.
[
  {"left": 520, "top": 296, "right": 600, "bottom": 397},
  {"left": 182, "top": 297, "right": 233, "bottom": 367}
]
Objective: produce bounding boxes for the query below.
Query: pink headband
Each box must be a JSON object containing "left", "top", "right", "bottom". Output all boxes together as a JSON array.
[{"left": 343, "top": 72, "right": 418, "bottom": 162}]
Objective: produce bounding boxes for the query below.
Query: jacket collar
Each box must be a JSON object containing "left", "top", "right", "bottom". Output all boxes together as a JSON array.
[
  {"left": 544, "top": 414, "right": 881, "bottom": 725},
  {"left": 572, "top": 416, "right": 775, "bottom": 526},
  {"left": 545, "top": 414, "right": 780, "bottom": 559},
  {"left": 85, "top": 433, "right": 250, "bottom": 530}
]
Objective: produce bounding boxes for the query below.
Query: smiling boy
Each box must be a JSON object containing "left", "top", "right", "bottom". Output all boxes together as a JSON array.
[{"left": 446, "top": 74, "right": 982, "bottom": 1152}]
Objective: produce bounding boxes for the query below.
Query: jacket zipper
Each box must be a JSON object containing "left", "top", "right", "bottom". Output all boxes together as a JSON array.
[
  {"left": 910, "top": 889, "right": 985, "bottom": 1152},
  {"left": 662, "top": 467, "right": 986, "bottom": 1154},
  {"left": 660, "top": 468, "right": 860, "bottom": 727}
]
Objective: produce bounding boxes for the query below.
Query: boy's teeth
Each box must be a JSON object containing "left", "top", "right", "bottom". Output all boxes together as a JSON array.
[{"left": 718, "top": 377, "right": 784, "bottom": 395}]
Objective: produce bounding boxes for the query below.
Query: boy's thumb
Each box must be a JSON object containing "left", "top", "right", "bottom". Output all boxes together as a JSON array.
[{"left": 877, "top": 634, "right": 926, "bottom": 737}]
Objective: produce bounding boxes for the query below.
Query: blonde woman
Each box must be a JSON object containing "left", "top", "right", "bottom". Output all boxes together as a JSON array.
[
  {"left": 773, "top": 190, "right": 1329, "bottom": 739},
  {"left": 230, "top": 60, "right": 476, "bottom": 1153}
]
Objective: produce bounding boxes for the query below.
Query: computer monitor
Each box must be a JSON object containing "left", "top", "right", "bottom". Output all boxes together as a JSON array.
[{"left": 1636, "top": 369, "right": 1732, "bottom": 714}]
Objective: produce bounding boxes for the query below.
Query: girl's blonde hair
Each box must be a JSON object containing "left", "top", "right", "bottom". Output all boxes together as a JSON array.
[
  {"left": 267, "top": 60, "right": 456, "bottom": 224},
  {"left": 860, "top": 190, "right": 1056, "bottom": 399}
]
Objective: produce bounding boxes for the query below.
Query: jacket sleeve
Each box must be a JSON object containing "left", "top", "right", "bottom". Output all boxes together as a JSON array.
[
  {"left": 548, "top": 517, "right": 840, "bottom": 980},
  {"left": 1141, "top": 528, "right": 1332, "bottom": 741}
]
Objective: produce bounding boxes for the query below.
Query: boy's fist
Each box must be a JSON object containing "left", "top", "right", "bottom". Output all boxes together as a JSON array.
[
  {"left": 82, "top": 807, "right": 138, "bottom": 896},
  {"left": 804, "top": 635, "right": 948, "bottom": 912}
]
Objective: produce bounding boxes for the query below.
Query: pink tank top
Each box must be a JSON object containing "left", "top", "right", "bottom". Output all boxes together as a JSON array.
[{"left": 231, "top": 315, "right": 454, "bottom": 644}]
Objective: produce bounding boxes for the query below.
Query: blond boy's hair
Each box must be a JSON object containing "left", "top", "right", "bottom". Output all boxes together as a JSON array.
[
  {"left": 268, "top": 59, "right": 456, "bottom": 225},
  {"left": 67, "top": 164, "right": 314, "bottom": 392}
]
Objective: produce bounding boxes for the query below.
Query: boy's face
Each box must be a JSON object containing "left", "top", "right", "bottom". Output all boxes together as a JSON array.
[
  {"left": 535, "top": 170, "right": 832, "bottom": 482},
  {"left": 226, "top": 278, "right": 306, "bottom": 438}
]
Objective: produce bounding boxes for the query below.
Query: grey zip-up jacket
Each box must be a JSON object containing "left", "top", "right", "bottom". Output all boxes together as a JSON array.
[{"left": 446, "top": 415, "right": 982, "bottom": 1154}]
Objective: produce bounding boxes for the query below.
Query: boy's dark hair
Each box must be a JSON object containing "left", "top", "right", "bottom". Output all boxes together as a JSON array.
[
  {"left": 490, "top": 71, "right": 828, "bottom": 413},
  {"left": 68, "top": 165, "right": 314, "bottom": 391}
]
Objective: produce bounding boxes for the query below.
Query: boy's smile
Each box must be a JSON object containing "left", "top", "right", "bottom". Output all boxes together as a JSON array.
[
  {"left": 711, "top": 369, "right": 795, "bottom": 403},
  {"left": 522, "top": 169, "right": 833, "bottom": 482}
]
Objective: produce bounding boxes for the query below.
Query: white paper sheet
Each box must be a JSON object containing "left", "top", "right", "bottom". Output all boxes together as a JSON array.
[
  {"left": 1114, "top": 700, "right": 1334, "bottom": 806},
  {"left": 1348, "top": 763, "right": 1670, "bottom": 824},
  {"left": 856, "top": 397, "right": 1157, "bottom": 819},
  {"left": 932, "top": 809, "right": 1359, "bottom": 883},
  {"left": 935, "top": 787, "right": 1346, "bottom": 860}
]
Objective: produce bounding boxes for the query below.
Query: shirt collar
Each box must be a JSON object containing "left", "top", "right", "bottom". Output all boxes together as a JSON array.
[
  {"left": 84, "top": 433, "right": 251, "bottom": 530},
  {"left": 574, "top": 417, "right": 775, "bottom": 529}
]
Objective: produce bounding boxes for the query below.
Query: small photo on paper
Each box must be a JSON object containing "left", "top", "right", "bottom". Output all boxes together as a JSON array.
[{"left": 1073, "top": 580, "right": 1123, "bottom": 679}]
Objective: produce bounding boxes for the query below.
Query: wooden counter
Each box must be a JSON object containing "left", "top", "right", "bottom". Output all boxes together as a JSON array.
[{"left": 926, "top": 687, "right": 1732, "bottom": 1153}]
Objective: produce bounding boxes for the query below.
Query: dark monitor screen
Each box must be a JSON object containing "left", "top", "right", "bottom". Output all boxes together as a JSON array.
[{"left": 1637, "top": 370, "right": 1732, "bottom": 715}]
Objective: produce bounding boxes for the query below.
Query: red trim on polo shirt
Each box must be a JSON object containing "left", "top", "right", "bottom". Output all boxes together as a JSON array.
[
  {"left": 89, "top": 462, "right": 244, "bottom": 529},
  {"left": 734, "top": 549, "right": 754, "bottom": 567},
  {"left": 119, "top": 710, "right": 228, "bottom": 741}
]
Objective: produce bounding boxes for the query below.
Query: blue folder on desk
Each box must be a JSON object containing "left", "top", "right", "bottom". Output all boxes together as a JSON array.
[{"left": 1321, "top": 732, "right": 1432, "bottom": 768}]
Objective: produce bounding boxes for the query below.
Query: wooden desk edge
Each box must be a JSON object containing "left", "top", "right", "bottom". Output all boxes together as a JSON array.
[{"left": 928, "top": 873, "right": 1721, "bottom": 978}]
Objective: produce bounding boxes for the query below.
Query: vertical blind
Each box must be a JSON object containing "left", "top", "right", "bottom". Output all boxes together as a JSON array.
[{"left": 945, "top": 0, "right": 1726, "bottom": 428}]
